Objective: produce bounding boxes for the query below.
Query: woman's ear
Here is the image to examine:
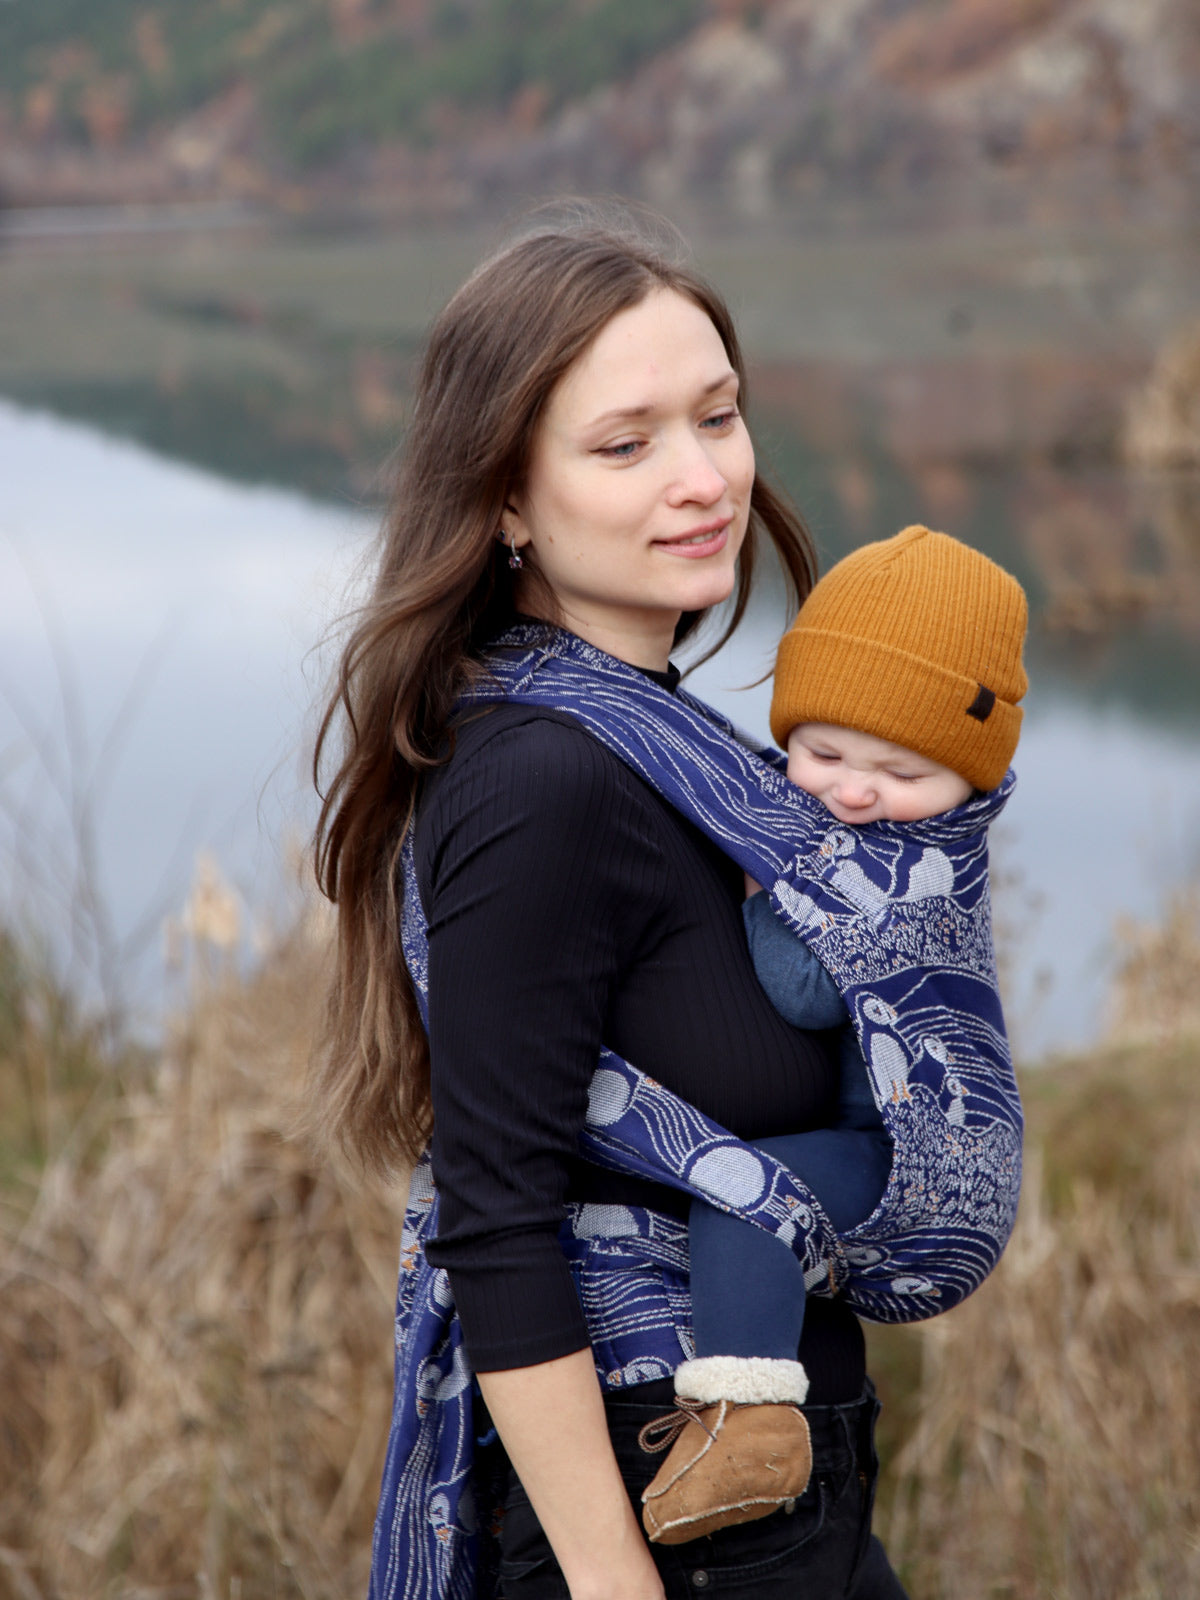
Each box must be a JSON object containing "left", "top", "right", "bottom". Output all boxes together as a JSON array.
[{"left": 502, "top": 494, "right": 534, "bottom": 555}]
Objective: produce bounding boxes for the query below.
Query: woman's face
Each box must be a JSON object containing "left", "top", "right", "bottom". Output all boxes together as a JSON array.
[{"left": 507, "top": 288, "right": 755, "bottom": 669}]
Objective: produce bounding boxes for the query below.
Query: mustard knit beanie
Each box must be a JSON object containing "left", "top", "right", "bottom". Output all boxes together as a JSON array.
[{"left": 770, "top": 525, "right": 1028, "bottom": 793}]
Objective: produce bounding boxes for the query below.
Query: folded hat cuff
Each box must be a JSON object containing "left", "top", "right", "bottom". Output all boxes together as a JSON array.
[{"left": 770, "top": 628, "right": 1022, "bottom": 793}]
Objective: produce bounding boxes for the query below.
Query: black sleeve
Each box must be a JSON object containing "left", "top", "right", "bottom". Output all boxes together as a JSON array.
[{"left": 417, "top": 712, "right": 668, "bottom": 1372}]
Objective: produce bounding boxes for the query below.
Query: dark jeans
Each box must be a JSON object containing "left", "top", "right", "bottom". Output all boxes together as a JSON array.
[
  {"left": 690, "top": 1129, "right": 893, "bottom": 1361},
  {"left": 495, "top": 1380, "right": 909, "bottom": 1599}
]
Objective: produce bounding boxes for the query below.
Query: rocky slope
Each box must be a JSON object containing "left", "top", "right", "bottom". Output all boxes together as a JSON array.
[
  {"left": 1, "top": 0, "right": 1198, "bottom": 219},
  {"left": 478, "top": 0, "right": 1200, "bottom": 219}
]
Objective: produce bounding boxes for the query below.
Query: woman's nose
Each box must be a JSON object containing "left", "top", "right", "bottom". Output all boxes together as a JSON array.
[{"left": 666, "top": 434, "right": 728, "bottom": 505}]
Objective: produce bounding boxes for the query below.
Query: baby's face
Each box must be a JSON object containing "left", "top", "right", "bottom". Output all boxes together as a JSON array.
[{"left": 786, "top": 723, "right": 973, "bottom": 824}]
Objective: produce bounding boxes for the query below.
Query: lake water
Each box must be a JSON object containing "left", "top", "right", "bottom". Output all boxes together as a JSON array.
[{"left": 3, "top": 396, "right": 1198, "bottom": 1058}]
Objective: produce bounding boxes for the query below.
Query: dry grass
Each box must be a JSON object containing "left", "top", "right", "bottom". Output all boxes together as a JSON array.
[
  {"left": 0, "top": 918, "right": 406, "bottom": 1600},
  {"left": 1108, "top": 887, "right": 1200, "bottom": 1047},
  {"left": 1, "top": 892, "right": 1198, "bottom": 1598}
]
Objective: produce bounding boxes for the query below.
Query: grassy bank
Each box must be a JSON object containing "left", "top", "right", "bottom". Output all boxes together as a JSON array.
[{"left": 1, "top": 895, "right": 1197, "bottom": 1598}]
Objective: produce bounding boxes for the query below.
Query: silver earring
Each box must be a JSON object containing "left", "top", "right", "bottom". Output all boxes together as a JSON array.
[{"left": 502, "top": 529, "right": 523, "bottom": 571}]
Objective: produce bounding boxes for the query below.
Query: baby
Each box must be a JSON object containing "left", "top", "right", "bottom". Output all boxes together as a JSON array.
[{"left": 641, "top": 525, "right": 1028, "bottom": 1544}]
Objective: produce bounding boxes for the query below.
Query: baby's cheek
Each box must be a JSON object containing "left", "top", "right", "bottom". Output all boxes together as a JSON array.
[
  {"left": 881, "top": 784, "right": 933, "bottom": 822},
  {"left": 785, "top": 754, "right": 821, "bottom": 795}
]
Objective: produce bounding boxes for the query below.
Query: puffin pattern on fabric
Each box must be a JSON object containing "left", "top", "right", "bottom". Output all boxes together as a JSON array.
[{"left": 368, "top": 623, "right": 1023, "bottom": 1600}]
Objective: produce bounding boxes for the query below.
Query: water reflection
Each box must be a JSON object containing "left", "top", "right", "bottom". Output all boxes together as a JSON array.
[
  {"left": 3, "top": 399, "right": 1198, "bottom": 1056},
  {"left": 0, "top": 400, "right": 368, "bottom": 1013},
  {"left": 2, "top": 214, "right": 1199, "bottom": 1052}
]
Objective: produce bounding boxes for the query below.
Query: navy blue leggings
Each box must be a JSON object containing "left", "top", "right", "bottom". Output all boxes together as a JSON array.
[{"left": 690, "top": 1128, "right": 893, "bottom": 1360}]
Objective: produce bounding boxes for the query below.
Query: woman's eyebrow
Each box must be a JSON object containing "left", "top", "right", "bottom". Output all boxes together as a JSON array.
[{"left": 584, "top": 370, "right": 738, "bottom": 429}]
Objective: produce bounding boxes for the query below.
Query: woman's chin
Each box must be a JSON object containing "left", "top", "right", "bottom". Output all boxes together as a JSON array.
[{"left": 668, "top": 565, "right": 739, "bottom": 616}]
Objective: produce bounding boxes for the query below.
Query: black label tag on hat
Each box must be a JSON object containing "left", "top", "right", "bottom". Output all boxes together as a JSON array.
[{"left": 966, "top": 685, "right": 996, "bottom": 722}]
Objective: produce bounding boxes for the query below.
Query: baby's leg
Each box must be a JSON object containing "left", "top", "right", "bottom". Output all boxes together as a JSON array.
[
  {"left": 688, "top": 1128, "right": 891, "bottom": 1361},
  {"left": 648, "top": 1131, "right": 887, "bottom": 1544},
  {"left": 689, "top": 1193, "right": 807, "bottom": 1360}
]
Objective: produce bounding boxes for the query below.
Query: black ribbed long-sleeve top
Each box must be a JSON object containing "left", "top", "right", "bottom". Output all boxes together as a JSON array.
[{"left": 416, "top": 677, "right": 865, "bottom": 1401}]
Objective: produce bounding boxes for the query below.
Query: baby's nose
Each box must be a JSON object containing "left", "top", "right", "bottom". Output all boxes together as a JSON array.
[{"left": 834, "top": 776, "right": 876, "bottom": 808}]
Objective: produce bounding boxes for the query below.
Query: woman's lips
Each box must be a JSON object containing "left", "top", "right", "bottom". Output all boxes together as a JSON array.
[{"left": 654, "top": 519, "right": 731, "bottom": 558}]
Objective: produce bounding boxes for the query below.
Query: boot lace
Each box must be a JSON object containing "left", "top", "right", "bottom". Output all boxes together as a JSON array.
[{"left": 637, "top": 1397, "right": 720, "bottom": 1455}]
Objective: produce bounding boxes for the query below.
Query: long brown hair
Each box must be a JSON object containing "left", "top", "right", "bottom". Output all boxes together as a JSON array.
[{"left": 309, "top": 210, "right": 819, "bottom": 1175}]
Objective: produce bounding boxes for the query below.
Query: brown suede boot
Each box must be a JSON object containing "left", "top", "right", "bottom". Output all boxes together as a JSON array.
[{"left": 639, "top": 1357, "right": 812, "bottom": 1545}]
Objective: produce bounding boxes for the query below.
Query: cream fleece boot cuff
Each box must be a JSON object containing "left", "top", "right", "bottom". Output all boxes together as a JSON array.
[{"left": 674, "top": 1357, "right": 809, "bottom": 1407}]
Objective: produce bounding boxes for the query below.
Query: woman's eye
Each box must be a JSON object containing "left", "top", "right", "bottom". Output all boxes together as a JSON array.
[
  {"left": 597, "top": 440, "right": 641, "bottom": 459},
  {"left": 701, "top": 409, "right": 738, "bottom": 431}
]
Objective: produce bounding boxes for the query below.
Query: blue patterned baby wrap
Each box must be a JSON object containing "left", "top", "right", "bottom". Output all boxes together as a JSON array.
[{"left": 369, "top": 623, "right": 1022, "bottom": 1600}]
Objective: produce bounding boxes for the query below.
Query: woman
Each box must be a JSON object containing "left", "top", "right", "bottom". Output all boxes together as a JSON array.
[{"left": 312, "top": 214, "right": 909, "bottom": 1599}]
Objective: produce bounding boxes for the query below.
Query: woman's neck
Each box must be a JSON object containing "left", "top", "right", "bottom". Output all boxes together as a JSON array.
[{"left": 514, "top": 593, "right": 677, "bottom": 674}]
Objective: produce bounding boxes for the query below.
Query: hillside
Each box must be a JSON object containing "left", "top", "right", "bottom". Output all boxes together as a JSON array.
[
  {"left": 0, "top": 0, "right": 699, "bottom": 171},
  {"left": 1, "top": 0, "right": 1198, "bottom": 218}
]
